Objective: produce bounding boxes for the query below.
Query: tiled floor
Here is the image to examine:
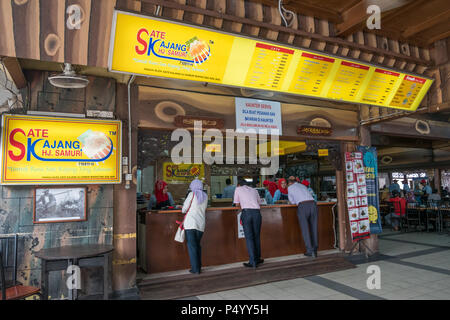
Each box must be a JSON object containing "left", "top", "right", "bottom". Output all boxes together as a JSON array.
[{"left": 194, "top": 230, "right": 450, "bottom": 300}]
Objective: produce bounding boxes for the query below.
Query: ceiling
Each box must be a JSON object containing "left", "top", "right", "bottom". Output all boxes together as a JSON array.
[{"left": 251, "top": 0, "right": 450, "bottom": 47}]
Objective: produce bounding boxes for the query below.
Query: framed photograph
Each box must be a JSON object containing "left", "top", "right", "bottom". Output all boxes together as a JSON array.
[{"left": 33, "top": 187, "right": 87, "bottom": 223}]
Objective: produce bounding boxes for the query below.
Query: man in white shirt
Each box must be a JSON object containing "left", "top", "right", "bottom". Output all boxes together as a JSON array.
[{"left": 288, "top": 176, "right": 318, "bottom": 258}]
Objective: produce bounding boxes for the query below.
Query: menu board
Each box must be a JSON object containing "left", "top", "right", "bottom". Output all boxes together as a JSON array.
[
  {"left": 345, "top": 152, "right": 371, "bottom": 242},
  {"left": 327, "top": 61, "right": 370, "bottom": 101},
  {"left": 244, "top": 43, "right": 294, "bottom": 90},
  {"left": 109, "top": 10, "right": 434, "bottom": 111}
]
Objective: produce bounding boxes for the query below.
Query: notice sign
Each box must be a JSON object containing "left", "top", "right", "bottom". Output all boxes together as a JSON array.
[
  {"left": 109, "top": 10, "right": 433, "bottom": 112},
  {"left": 345, "top": 151, "right": 371, "bottom": 242},
  {"left": 237, "top": 212, "right": 245, "bottom": 239},
  {"left": 1, "top": 115, "right": 122, "bottom": 185},
  {"left": 235, "top": 98, "right": 282, "bottom": 135}
]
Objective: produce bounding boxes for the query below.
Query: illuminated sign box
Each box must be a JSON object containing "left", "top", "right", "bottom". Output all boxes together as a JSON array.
[
  {"left": 108, "top": 10, "right": 433, "bottom": 112},
  {"left": 1, "top": 115, "right": 122, "bottom": 185}
]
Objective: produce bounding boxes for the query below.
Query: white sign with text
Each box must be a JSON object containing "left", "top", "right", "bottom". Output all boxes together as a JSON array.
[{"left": 235, "top": 98, "right": 282, "bottom": 135}]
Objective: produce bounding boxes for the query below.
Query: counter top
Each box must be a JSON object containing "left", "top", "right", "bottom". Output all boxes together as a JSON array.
[{"left": 147, "top": 202, "right": 337, "bottom": 214}]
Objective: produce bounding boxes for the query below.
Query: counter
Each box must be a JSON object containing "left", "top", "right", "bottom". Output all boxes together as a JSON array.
[{"left": 139, "top": 202, "right": 337, "bottom": 274}]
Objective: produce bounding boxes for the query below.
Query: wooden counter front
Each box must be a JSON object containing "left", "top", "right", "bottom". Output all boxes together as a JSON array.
[{"left": 142, "top": 203, "right": 337, "bottom": 274}]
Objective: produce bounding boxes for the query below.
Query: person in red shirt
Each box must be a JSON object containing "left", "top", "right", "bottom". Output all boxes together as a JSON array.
[{"left": 385, "top": 190, "right": 406, "bottom": 231}]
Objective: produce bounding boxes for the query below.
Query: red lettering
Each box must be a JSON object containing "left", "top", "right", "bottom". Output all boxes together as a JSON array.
[
  {"left": 166, "top": 165, "right": 172, "bottom": 178},
  {"left": 135, "top": 28, "right": 149, "bottom": 55},
  {"left": 27, "top": 129, "right": 35, "bottom": 137},
  {"left": 8, "top": 128, "right": 26, "bottom": 161},
  {"left": 42, "top": 129, "right": 48, "bottom": 138}
]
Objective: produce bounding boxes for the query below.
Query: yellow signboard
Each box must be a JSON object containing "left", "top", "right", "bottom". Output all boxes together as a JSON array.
[
  {"left": 1, "top": 115, "right": 122, "bottom": 185},
  {"left": 163, "top": 163, "right": 205, "bottom": 184},
  {"left": 109, "top": 10, "right": 433, "bottom": 111},
  {"left": 318, "top": 149, "right": 329, "bottom": 157}
]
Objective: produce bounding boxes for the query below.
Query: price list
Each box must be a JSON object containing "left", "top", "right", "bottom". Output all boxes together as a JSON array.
[
  {"left": 244, "top": 43, "right": 294, "bottom": 90},
  {"left": 327, "top": 61, "right": 369, "bottom": 101},
  {"left": 390, "top": 75, "right": 426, "bottom": 109},
  {"left": 360, "top": 69, "right": 400, "bottom": 105},
  {"left": 289, "top": 52, "right": 335, "bottom": 96}
]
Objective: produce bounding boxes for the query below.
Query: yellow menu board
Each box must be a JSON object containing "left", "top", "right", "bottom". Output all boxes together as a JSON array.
[
  {"left": 289, "top": 52, "right": 335, "bottom": 95},
  {"left": 244, "top": 43, "right": 295, "bottom": 90},
  {"left": 109, "top": 10, "right": 433, "bottom": 111},
  {"left": 327, "top": 61, "right": 370, "bottom": 101},
  {"left": 360, "top": 69, "right": 401, "bottom": 106},
  {"left": 1, "top": 115, "right": 122, "bottom": 185},
  {"left": 390, "top": 75, "right": 427, "bottom": 109},
  {"left": 163, "top": 162, "right": 205, "bottom": 184}
]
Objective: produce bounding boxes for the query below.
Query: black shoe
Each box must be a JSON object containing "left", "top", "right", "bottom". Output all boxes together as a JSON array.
[
  {"left": 189, "top": 269, "right": 200, "bottom": 274},
  {"left": 304, "top": 252, "right": 316, "bottom": 258},
  {"left": 243, "top": 262, "right": 257, "bottom": 268},
  {"left": 256, "top": 259, "right": 264, "bottom": 265},
  {"left": 314, "top": 250, "right": 318, "bottom": 257}
]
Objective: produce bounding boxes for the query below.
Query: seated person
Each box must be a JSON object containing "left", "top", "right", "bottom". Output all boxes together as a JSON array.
[
  {"left": 222, "top": 178, "right": 236, "bottom": 199},
  {"left": 148, "top": 180, "right": 175, "bottom": 210},
  {"left": 263, "top": 180, "right": 277, "bottom": 205},
  {"left": 385, "top": 190, "right": 406, "bottom": 231},
  {"left": 273, "top": 178, "right": 289, "bottom": 202}
]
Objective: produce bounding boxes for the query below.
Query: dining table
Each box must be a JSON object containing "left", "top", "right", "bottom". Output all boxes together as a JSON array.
[{"left": 34, "top": 244, "right": 114, "bottom": 300}]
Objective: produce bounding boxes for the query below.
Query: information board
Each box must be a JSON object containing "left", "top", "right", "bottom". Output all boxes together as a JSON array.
[
  {"left": 345, "top": 152, "right": 371, "bottom": 242},
  {"left": 109, "top": 10, "right": 433, "bottom": 111},
  {"left": 1, "top": 115, "right": 122, "bottom": 185}
]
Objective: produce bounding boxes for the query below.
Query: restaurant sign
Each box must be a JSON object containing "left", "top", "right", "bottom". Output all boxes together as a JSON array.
[
  {"left": 1, "top": 115, "right": 122, "bottom": 185},
  {"left": 163, "top": 162, "right": 205, "bottom": 184},
  {"left": 109, "top": 10, "right": 433, "bottom": 111},
  {"left": 297, "top": 126, "right": 332, "bottom": 136}
]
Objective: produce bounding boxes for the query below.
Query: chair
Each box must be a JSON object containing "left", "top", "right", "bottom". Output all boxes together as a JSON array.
[
  {"left": 426, "top": 201, "right": 441, "bottom": 232},
  {"left": 405, "top": 202, "right": 422, "bottom": 231},
  {"left": 0, "top": 234, "right": 41, "bottom": 300}
]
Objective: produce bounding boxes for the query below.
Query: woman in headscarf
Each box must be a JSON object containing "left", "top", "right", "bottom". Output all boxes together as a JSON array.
[
  {"left": 273, "top": 178, "right": 289, "bottom": 202},
  {"left": 182, "top": 178, "right": 208, "bottom": 274},
  {"left": 262, "top": 180, "right": 278, "bottom": 204},
  {"left": 148, "top": 180, "right": 175, "bottom": 210}
]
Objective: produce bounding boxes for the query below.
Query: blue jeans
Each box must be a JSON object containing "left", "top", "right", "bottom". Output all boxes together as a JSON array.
[
  {"left": 385, "top": 213, "right": 400, "bottom": 228},
  {"left": 241, "top": 209, "right": 262, "bottom": 266},
  {"left": 185, "top": 229, "right": 203, "bottom": 273}
]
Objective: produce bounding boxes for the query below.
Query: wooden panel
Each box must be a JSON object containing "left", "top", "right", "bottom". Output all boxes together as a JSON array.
[
  {"left": 88, "top": 0, "right": 116, "bottom": 68},
  {"left": 65, "top": 0, "right": 92, "bottom": 66},
  {"left": 162, "top": 0, "right": 186, "bottom": 20},
  {"left": 11, "top": 0, "right": 40, "bottom": 60},
  {"left": 39, "top": 0, "right": 65, "bottom": 62},
  {"left": 242, "top": 0, "right": 263, "bottom": 37},
  {"left": 222, "top": 0, "right": 245, "bottom": 33},
  {"left": 203, "top": 0, "right": 226, "bottom": 29},
  {"left": 0, "top": 0, "right": 16, "bottom": 57},
  {"left": 183, "top": 0, "right": 207, "bottom": 25},
  {"left": 144, "top": 204, "right": 336, "bottom": 273}
]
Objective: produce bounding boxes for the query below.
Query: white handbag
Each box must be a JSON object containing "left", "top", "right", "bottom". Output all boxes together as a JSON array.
[{"left": 174, "top": 194, "right": 194, "bottom": 243}]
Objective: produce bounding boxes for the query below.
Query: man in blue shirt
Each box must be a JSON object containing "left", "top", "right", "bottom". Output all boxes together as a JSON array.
[
  {"left": 222, "top": 178, "right": 236, "bottom": 198},
  {"left": 402, "top": 179, "right": 410, "bottom": 192},
  {"left": 389, "top": 180, "right": 401, "bottom": 194}
]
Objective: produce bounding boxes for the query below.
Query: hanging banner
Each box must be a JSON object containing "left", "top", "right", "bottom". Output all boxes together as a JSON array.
[
  {"left": 163, "top": 162, "right": 205, "bottom": 183},
  {"left": 357, "top": 146, "right": 383, "bottom": 234},
  {"left": 345, "top": 151, "right": 371, "bottom": 242},
  {"left": 109, "top": 10, "right": 433, "bottom": 112},
  {"left": 1, "top": 115, "right": 122, "bottom": 185}
]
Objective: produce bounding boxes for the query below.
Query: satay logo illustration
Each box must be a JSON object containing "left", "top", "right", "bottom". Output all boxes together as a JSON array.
[
  {"left": 135, "top": 28, "right": 211, "bottom": 65},
  {"left": 7, "top": 128, "right": 114, "bottom": 163}
]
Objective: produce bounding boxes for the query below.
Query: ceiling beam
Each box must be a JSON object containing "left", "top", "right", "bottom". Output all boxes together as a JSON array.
[
  {"left": 1, "top": 56, "right": 27, "bottom": 89},
  {"left": 247, "top": 0, "right": 343, "bottom": 23},
  {"left": 336, "top": 0, "right": 367, "bottom": 36},
  {"left": 401, "top": 9, "right": 450, "bottom": 38},
  {"left": 140, "top": 0, "right": 433, "bottom": 67}
]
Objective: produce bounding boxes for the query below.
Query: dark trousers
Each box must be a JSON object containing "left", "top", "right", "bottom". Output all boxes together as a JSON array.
[
  {"left": 297, "top": 201, "right": 318, "bottom": 254},
  {"left": 185, "top": 229, "right": 203, "bottom": 273},
  {"left": 241, "top": 209, "right": 262, "bottom": 266}
]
